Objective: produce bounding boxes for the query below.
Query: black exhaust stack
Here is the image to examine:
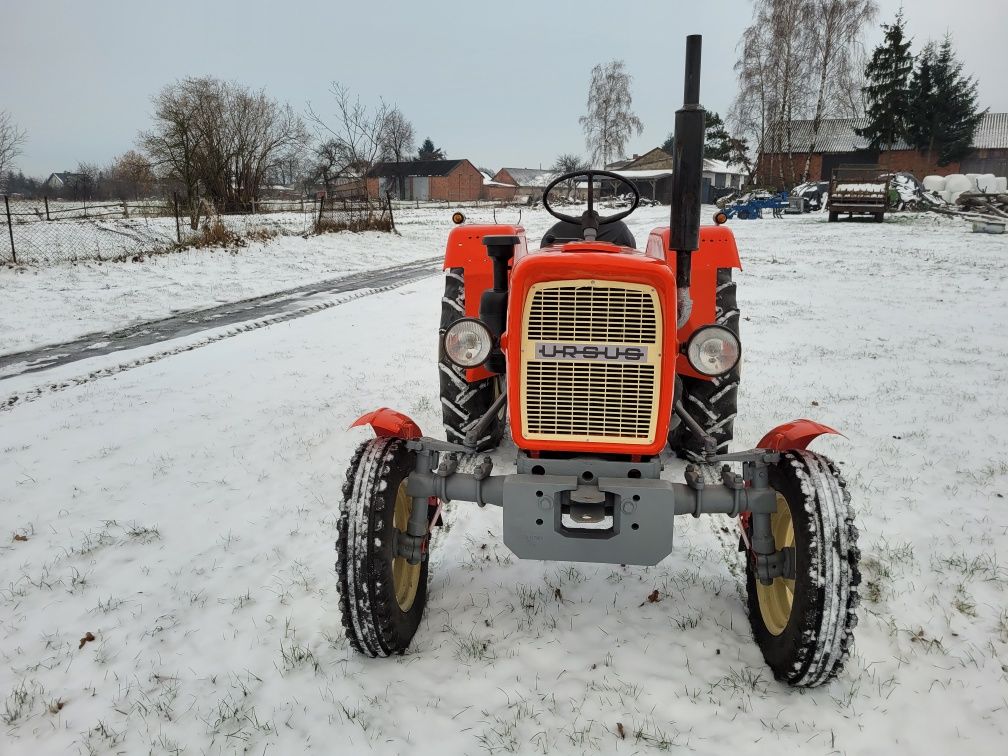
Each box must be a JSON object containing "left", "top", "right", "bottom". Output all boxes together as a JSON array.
[{"left": 669, "top": 34, "right": 705, "bottom": 326}]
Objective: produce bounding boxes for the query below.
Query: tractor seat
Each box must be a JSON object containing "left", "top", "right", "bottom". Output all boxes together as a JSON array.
[{"left": 541, "top": 220, "right": 636, "bottom": 249}]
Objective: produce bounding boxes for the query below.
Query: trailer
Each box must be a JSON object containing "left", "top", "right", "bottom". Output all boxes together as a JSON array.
[{"left": 827, "top": 165, "right": 890, "bottom": 222}]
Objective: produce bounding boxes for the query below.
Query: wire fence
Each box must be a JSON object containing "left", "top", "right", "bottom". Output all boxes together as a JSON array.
[
  {"left": 1, "top": 192, "right": 395, "bottom": 265},
  {"left": 315, "top": 194, "right": 395, "bottom": 234}
]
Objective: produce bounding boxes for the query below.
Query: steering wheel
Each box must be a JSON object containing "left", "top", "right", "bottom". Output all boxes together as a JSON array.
[{"left": 542, "top": 170, "right": 640, "bottom": 238}]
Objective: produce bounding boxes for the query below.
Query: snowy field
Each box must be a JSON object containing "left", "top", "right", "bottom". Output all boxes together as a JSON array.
[
  {"left": 2, "top": 208, "right": 1007, "bottom": 754},
  {"left": 0, "top": 203, "right": 526, "bottom": 355}
]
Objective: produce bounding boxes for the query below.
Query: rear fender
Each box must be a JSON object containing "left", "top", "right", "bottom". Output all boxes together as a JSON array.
[
  {"left": 444, "top": 223, "right": 526, "bottom": 383},
  {"left": 756, "top": 419, "right": 843, "bottom": 451},
  {"left": 646, "top": 226, "right": 742, "bottom": 380},
  {"left": 350, "top": 408, "right": 422, "bottom": 440}
]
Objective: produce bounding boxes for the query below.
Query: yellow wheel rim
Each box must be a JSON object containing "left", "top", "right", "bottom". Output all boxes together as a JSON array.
[
  {"left": 755, "top": 493, "right": 796, "bottom": 636},
  {"left": 391, "top": 482, "right": 421, "bottom": 612}
]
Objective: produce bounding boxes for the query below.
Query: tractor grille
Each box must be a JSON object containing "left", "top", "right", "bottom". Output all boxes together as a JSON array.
[{"left": 521, "top": 281, "right": 662, "bottom": 444}]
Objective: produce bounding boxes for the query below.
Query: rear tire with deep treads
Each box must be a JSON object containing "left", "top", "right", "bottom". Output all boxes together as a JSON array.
[
  {"left": 668, "top": 268, "right": 740, "bottom": 459},
  {"left": 439, "top": 268, "right": 504, "bottom": 450}
]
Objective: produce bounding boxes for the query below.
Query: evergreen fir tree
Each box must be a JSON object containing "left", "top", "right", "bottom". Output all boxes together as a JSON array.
[
  {"left": 857, "top": 10, "right": 913, "bottom": 151},
  {"left": 909, "top": 37, "right": 985, "bottom": 165},
  {"left": 416, "top": 138, "right": 445, "bottom": 161},
  {"left": 661, "top": 112, "right": 736, "bottom": 162},
  {"left": 703, "top": 112, "right": 733, "bottom": 162}
]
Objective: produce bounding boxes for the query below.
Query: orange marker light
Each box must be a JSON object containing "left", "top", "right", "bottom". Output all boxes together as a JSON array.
[
  {"left": 452, "top": 211, "right": 465, "bottom": 224},
  {"left": 713, "top": 211, "right": 727, "bottom": 225}
]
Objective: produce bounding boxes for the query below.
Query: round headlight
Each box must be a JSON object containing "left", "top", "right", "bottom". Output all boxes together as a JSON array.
[
  {"left": 442, "top": 318, "right": 493, "bottom": 368},
  {"left": 686, "top": 326, "right": 740, "bottom": 376}
]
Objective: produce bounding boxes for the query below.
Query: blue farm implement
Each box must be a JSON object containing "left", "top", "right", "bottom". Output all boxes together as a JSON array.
[{"left": 723, "top": 192, "right": 789, "bottom": 220}]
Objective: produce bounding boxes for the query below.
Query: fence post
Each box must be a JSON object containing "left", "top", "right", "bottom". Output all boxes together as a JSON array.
[
  {"left": 316, "top": 194, "right": 325, "bottom": 230},
  {"left": 4, "top": 195, "right": 16, "bottom": 264},
  {"left": 385, "top": 191, "right": 396, "bottom": 233},
  {"left": 83, "top": 198, "right": 87, "bottom": 219},
  {"left": 173, "top": 192, "right": 182, "bottom": 244},
  {"left": 44, "top": 196, "right": 50, "bottom": 221}
]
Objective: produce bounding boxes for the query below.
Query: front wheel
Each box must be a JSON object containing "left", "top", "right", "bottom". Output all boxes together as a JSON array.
[
  {"left": 337, "top": 437, "right": 429, "bottom": 656},
  {"left": 745, "top": 450, "right": 861, "bottom": 687}
]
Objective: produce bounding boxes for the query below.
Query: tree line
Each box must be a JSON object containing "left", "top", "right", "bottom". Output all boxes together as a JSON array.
[
  {"left": 857, "top": 11, "right": 984, "bottom": 166},
  {"left": 731, "top": 1, "right": 986, "bottom": 187},
  {"left": 0, "top": 82, "right": 449, "bottom": 215}
]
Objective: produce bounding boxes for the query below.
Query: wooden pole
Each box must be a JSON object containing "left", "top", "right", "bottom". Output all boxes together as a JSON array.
[
  {"left": 44, "top": 196, "right": 50, "bottom": 221},
  {"left": 173, "top": 192, "right": 182, "bottom": 243},
  {"left": 4, "top": 195, "right": 16, "bottom": 264}
]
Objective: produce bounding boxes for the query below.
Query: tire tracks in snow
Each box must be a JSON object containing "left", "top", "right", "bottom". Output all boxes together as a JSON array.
[{"left": 1, "top": 256, "right": 442, "bottom": 412}]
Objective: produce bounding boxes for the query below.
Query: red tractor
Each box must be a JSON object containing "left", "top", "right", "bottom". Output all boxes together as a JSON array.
[{"left": 339, "top": 35, "right": 860, "bottom": 687}]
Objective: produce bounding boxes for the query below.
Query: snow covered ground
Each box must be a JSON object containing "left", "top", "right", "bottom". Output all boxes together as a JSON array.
[
  {"left": 0, "top": 203, "right": 535, "bottom": 356},
  {"left": 2, "top": 208, "right": 1007, "bottom": 754}
]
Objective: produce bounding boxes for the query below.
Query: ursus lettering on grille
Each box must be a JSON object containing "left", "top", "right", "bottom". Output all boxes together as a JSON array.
[{"left": 534, "top": 342, "right": 648, "bottom": 362}]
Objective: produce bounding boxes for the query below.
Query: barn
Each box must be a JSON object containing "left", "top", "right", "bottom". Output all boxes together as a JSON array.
[
  {"left": 492, "top": 168, "right": 555, "bottom": 201},
  {"left": 366, "top": 160, "right": 484, "bottom": 202},
  {"left": 758, "top": 112, "right": 1008, "bottom": 186}
]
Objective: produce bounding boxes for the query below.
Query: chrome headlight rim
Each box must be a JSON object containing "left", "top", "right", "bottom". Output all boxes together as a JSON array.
[
  {"left": 442, "top": 317, "right": 494, "bottom": 369},
  {"left": 685, "top": 325, "right": 741, "bottom": 377}
]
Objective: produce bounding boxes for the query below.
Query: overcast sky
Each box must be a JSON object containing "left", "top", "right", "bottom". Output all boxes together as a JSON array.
[{"left": 3, "top": 0, "right": 1006, "bottom": 176}]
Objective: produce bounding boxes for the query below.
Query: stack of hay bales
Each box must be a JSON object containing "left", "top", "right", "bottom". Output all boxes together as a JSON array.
[{"left": 921, "top": 174, "right": 1008, "bottom": 204}]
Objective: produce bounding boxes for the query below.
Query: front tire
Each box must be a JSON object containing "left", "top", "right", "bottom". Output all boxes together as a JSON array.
[
  {"left": 745, "top": 450, "right": 861, "bottom": 687},
  {"left": 439, "top": 268, "right": 504, "bottom": 450},
  {"left": 337, "top": 437, "right": 429, "bottom": 656},
  {"left": 668, "top": 268, "right": 740, "bottom": 459}
]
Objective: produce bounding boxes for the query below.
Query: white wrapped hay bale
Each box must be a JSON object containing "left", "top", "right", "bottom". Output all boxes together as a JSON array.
[
  {"left": 976, "top": 174, "right": 998, "bottom": 193},
  {"left": 944, "top": 174, "right": 974, "bottom": 193},
  {"left": 922, "top": 175, "right": 946, "bottom": 192},
  {"left": 995, "top": 177, "right": 1008, "bottom": 193}
]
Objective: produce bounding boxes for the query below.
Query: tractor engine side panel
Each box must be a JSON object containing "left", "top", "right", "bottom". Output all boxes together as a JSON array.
[
  {"left": 443, "top": 224, "right": 526, "bottom": 382},
  {"left": 646, "top": 226, "right": 742, "bottom": 380}
]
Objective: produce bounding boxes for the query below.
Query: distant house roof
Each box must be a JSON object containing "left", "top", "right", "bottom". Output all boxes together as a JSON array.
[
  {"left": 499, "top": 168, "right": 555, "bottom": 187},
  {"left": 366, "top": 160, "right": 465, "bottom": 178},
  {"left": 45, "top": 171, "right": 87, "bottom": 187},
  {"left": 764, "top": 113, "right": 1008, "bottom": 154},
  {"left": 972, "top": 112, "right": 1008, "bottom": 149},
  {"left": 703, "top": 158, "right": 747, "bottom": 175},
  {"left": 480, "top": 170, "right": 513, "bottom": 188}
]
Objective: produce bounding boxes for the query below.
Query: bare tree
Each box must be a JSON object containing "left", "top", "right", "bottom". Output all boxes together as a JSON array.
[
  {"left": 801, "top": 0, "right": 878, "bottom": 181},
  {"left": 732, "top": 0, "right": 877, "bottom": 187},
  {"left": 579, "top": 60, "right": 643, "bottom": 168},
  {"left": 0, "top": 110, "right": 27, "bottom": 177},
  {"left": 143, "top": 77, "right": 307, "bottom": 222},
  {"left": 307, "top": 83, "right": 392, "bottom": 198},
  {"left": 552, "top": 153, "right": 589, "bottom": 198},
  {"left": 380, "top": 107, "right": 415, "bottom": 198},
  {"left": 108, "top": 150, "right": 156, "bottom": 199}
]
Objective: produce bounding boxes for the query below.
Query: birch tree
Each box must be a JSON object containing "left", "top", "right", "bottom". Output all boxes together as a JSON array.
[
  {"left": 579, "top": 60, "right": 643, "bottom": 168},
  {"left": 0, "top": 110, "right": 26, "bottom": 178},
  {"left": 801, "top": 0, "right": 878, "bottom": 181}
]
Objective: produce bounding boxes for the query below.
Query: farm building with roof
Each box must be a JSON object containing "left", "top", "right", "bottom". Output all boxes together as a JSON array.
[
  {"left": 758, "top": 112, "right": 1008, "bottom": 186},
  {"left": 492, "top": 168, "right": 556, "bottom": 201},
  {"left": 366, "top": 159, "right": 483, "bottom": 202}
]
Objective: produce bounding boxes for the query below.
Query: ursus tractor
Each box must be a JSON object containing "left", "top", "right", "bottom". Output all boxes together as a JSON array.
[{"left": 339, "top": 35, "right": 860, "bottom": 687}]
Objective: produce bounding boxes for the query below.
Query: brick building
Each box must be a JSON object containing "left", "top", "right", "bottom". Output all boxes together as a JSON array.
[
  {"left": 366, "top": 159, "right": 483, "bottom": 202},
  {"left": 758, "top": 112, "right": 1008, "bottom": 186},
  {"left": 492, "top": 168, "right": 555, "bottom": 201}
]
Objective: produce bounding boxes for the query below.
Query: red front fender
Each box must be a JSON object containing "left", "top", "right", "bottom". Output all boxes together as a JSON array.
[
  {"left": 349, "top": 408, "right": 422, "bottom": 440},
  {"left": 756, "top": 419, "right": 843, "bottom": 451}
]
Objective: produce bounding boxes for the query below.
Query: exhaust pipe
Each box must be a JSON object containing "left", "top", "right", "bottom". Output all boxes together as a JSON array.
[{"left": 669, "top": 34, "right": 705, "bottom": 327}]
